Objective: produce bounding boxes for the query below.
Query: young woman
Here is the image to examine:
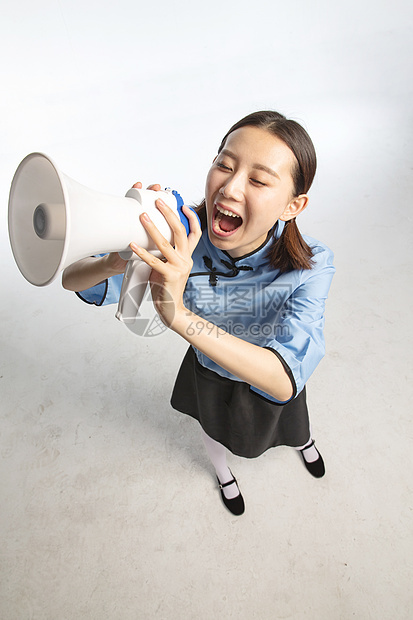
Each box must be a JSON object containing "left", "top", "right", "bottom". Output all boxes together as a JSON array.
[{"left": 62, "top": 111, "right": 335, "bottom": 516}]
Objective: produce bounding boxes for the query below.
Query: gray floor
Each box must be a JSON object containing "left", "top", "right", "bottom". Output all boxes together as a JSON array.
[{"left": 1, "top": 156, "right": 412, "bottom": 620}]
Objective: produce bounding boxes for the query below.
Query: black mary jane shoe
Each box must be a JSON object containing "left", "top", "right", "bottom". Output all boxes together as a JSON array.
[
  {"left": 217, "top": 472, "right": 245, "bottom": 516},
  {"left": 299, "top": 440, "right": 325, "bottom": 478}
]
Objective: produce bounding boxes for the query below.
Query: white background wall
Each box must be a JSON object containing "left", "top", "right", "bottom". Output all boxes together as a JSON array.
[
  {"left": 1, "top": 2, "right": 413, "bottom": 618},
  {"left": 1, "top": 0, "right": 412, "bottom": 223}
]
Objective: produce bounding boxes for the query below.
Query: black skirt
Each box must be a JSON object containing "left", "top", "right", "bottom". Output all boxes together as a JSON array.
[{"left": 171, "top": 347, "right": 311, "bottom": 459}]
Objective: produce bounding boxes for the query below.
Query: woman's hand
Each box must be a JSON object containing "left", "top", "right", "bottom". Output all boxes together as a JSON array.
[{"left": 129, "top": 198, "right": 201, "bottom": 329}]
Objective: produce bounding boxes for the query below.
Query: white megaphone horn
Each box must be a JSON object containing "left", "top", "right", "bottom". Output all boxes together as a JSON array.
[{"left": 8, "top": 152, "right": 197, "bottom": 323}]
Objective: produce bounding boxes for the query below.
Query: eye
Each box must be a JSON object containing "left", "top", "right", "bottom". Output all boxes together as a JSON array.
[
  {"left": 216, "top": 162, "right": 232, "bottom": 171},
  {"left": 250, "top": 178, "right": 266, "bottom": 186}
]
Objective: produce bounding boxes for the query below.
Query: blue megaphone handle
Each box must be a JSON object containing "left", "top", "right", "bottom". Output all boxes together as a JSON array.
[{"left": 172, "top": 190, "right": 201, "bottom": 235}]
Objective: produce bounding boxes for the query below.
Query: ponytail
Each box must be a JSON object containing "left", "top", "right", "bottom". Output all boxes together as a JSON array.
[{"left": 267, "top": 219, "right": 314, "bottom": 272}]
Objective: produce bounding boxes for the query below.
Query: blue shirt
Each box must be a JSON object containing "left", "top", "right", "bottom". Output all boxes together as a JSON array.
[{"left": 77, "top": 221, "right": 335, "bottom": 404}]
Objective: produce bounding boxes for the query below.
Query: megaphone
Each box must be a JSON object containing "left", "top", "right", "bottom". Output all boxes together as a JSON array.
[{"left": 8, "top": 152, "right": 196, "bottom": 323}]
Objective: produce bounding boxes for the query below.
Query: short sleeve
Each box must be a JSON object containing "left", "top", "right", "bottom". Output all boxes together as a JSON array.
[
  {"left": 75, "top": 274, "right": 123, "bottom": 306},
  {"left": 250, "top": 245, "right": 335, "bottom": 404}
]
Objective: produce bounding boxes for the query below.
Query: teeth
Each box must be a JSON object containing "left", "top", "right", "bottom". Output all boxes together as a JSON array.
[{"left": 216, "top": 204, "right": 240, "bottom": 218}]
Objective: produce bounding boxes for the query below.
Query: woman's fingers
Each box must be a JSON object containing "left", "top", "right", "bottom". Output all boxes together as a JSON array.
[
  {"left": 137, "top": 210, "right": 179, "bottom": 263},
  {"left": 132, "top": 182, "right": 162, "bottom": 191},
  {"left": 154, "top": 199, "right": 188, "bottom": 248},
  {"left": 130, "top": 198, "right": 201, "bottom": 271},
  {"left": 129, "top": 241, "right": 170, "bottom": 275},
  {"left": 182, "top": 204, "right": 202, "bottom": 252},
  {"left": 154, "top": 199, "right": 200, "bottom": 255},
  {"left": 152, "top": 200, "right": 202, "bottom": 256}
]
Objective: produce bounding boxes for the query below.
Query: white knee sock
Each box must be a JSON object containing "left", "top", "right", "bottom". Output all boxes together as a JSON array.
[{"left": 200, "top": 429, "right": 240, "bottom": 500}]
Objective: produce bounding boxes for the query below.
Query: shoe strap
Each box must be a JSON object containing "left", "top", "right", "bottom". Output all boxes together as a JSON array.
[{"left": 218, "top": 477, "right": 237, "bottom": 490}]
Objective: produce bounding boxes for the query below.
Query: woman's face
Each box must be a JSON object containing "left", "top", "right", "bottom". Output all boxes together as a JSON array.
[{"left": 205, "top": 126, "right": 304, "bottom": 258}]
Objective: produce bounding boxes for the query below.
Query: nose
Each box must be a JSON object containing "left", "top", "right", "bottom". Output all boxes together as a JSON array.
[{"left": 220, "top": 172, "right": 244, "bottom": 201}]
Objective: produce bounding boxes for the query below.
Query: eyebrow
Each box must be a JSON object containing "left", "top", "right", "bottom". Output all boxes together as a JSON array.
[{"left": 220, "top": 148, "right": 280, "bottom": 180}]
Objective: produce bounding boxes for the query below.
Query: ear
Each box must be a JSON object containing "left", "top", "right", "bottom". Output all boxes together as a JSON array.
[{"left": 279, "top": 194, "right": 309, "bottom": 221}]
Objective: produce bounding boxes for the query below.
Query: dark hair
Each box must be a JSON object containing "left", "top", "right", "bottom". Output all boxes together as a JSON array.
[{"left": 196, "top": 110, "right": 317, "bottom": 271}]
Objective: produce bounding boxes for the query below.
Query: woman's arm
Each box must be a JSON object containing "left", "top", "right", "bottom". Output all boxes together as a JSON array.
[
  {"left": 62, "top": 253, "right": 128, "bottom": 292},
  {"left": 173, "top": 311, "right": 294, "bottom": 402},
  {"left": 131, "top": 200, "right": 294, "bottom": 403}
]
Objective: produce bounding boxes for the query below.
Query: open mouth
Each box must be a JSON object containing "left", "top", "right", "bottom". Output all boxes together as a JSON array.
[{"left": 212, "top": 204, "right": 243, "bottom": 236}]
